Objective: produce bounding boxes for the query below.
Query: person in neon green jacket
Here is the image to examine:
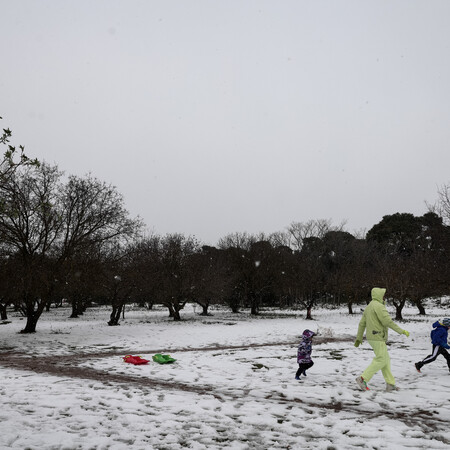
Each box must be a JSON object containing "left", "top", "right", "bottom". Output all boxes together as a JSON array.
[{"left": 354, "top": 287, "right": 410, "bottom": 391}]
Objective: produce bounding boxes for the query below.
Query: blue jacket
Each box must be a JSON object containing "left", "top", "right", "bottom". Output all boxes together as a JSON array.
[{"left": 431, "top": 321, "right": 450, "bottom": 349}]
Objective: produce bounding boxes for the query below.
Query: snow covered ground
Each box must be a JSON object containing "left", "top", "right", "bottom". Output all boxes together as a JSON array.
[{"left": 0, "top": 303, "right": 449, "bottom": 449}]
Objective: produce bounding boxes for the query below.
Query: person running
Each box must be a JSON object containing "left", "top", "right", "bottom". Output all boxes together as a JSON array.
[
  {"left": 354, "top": 287, "right": 410, "bottom": 392},
  {"left": 415, "top": 318, "right": 450, "bottom": 373},
  {"left": 295, "top": 329, "right": 315, "bottom": 380}
]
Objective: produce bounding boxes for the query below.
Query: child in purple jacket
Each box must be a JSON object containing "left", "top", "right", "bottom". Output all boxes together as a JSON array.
[{"left": 295, "top": 329, "right": 316, "bottom": 380}]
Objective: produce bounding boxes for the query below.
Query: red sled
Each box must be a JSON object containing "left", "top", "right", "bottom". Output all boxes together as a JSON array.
[{"left": 123, "top": 355, "right": 149, "bottom": 365}]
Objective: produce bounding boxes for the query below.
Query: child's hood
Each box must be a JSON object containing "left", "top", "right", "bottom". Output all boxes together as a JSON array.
[
  {"left": 302, "top": 329, "right": 315, "bottom": 339},
  {"left": 433, "top": 319, "right": 450, "bottom": 329}
]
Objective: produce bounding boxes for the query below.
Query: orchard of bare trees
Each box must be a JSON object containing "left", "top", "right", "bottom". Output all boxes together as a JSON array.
[{"left": 2, "top": 120, "right": 450, "bottom": 332}]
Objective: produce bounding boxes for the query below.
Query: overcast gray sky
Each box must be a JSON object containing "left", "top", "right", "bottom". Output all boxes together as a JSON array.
[{"left": 2, "top": 1, "right": 450, "bottom": 245}]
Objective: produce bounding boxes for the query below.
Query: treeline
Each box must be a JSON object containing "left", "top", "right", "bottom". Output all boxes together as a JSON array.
[{"left": 1, "top": 121, "right": 450, "bottom": 332}]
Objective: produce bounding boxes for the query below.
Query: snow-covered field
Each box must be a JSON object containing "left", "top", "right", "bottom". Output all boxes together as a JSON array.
[{"left": 0, "top": 303, "right": 449, "bottom": 449}]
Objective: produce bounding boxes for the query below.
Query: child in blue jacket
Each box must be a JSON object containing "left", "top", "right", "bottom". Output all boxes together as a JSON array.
[
  {"left": 415, "top": 318, "right": 450, "bottom": 373},
  {"left": 295, "top": 329, "right": 316, "bottom": 380}
]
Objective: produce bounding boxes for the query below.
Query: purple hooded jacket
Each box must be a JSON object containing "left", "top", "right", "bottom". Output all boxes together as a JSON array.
[{"left": 297, "top": 329, "right": 315, "bottom": 363}]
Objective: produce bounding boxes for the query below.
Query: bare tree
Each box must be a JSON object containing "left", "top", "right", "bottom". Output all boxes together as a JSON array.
[
  {"left": 99, "top": 243, "right": 138, "bottom": 326},
  {"left": 57, "top": 174, "right": 142, "bottom": 260},
  {"left": 287, "top": 219, "right": 344, "bottom": 251},
  {"left": 217, "top": 232, "right": 255, "bottom": 251},
  {"left": 154, "top": 234, "right": 201, "bottom": 321},
  {"left": 0, "top": 164, "right": 62, "bottom": 332},
  {"left": 124, "top": 235, "right": 162, "bottom": 310},
  {"left": 0, "top": 117, "right": 39, "bottom": 186},
  {"left": 56, "top": 173, "right": 143, "bottom": 320},
  {"left": 187, "top": 246, "right": 230, "bottom": 316},
  {"left": 428, "top": 183, "right": 450, "bottom": 226},
  {"left": 267, "top": 231, "right": 292, "bottom": 248},
  {"left": 0, "top": 162, "right": 142, "bottom": 332}
]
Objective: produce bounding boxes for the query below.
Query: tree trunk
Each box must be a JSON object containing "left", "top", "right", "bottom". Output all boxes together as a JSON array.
[
  {"left": 415, "top": 300, "right": 426, "bottom": 315},
  {"left": 250, "top": 294, "right": 259, "bottom": 315},
  {"left": 347, "top": 301, "right": 353, "bottom": 315},
  {"left": 165, "top": 302, "right": 182, "bottom": 321},
  {"left": 394, "top": 303, "right": 403, "bottom": 321},
  {"left": 229, "top": 296, "right": 240, "bottom": 313},
  {"left": 20, "top": 314, "right": 39, "bottom": 333},
  {"left": 306, "top": 306, "right": 313, "bottom": 320},
  {"left": 0, "top": 303, "right": 7, "bottom": 320},
  {"left": 108, "top": 303, "right": 123, "bottom": 326},
  {"left": 70, "top": 299, "right": 80, "bottom": 318},
  {"left": 70, "top": 297, "right": 86, "bottom": 318},
  {"left": 172, "top": 310, "right": 181, "bottom": 321},
  {"left": 54, "top": 298, "right": 63, "bottom": 308},
  {"left": 200, "top": 303, "right": 210, "bottom": 316},
  {"left": 20, "top": 296, "right": 48, "bottom": 333},
  {"left": 44, "top": 282, "right": 57, "bottom": 313}
]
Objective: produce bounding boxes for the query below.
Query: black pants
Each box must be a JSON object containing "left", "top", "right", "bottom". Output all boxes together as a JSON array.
[
  {"left": 416, "top": 345, "right": 450, "bottom": 370},
  {"left": 296, "top": 361, "right": 314, "bottom": 377}
]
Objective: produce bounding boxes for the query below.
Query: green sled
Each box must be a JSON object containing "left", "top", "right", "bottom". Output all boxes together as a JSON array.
[{"left": 152, "top": 353, "right": 176, "bottom": 364}]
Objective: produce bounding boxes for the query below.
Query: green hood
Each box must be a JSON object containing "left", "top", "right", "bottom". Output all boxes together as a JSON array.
[
  {"left": 356, "top": 286, "right": 404, "bottom": 342},
  {"left": 371, "top": 287, "right": 386, "bottom": 304}
]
